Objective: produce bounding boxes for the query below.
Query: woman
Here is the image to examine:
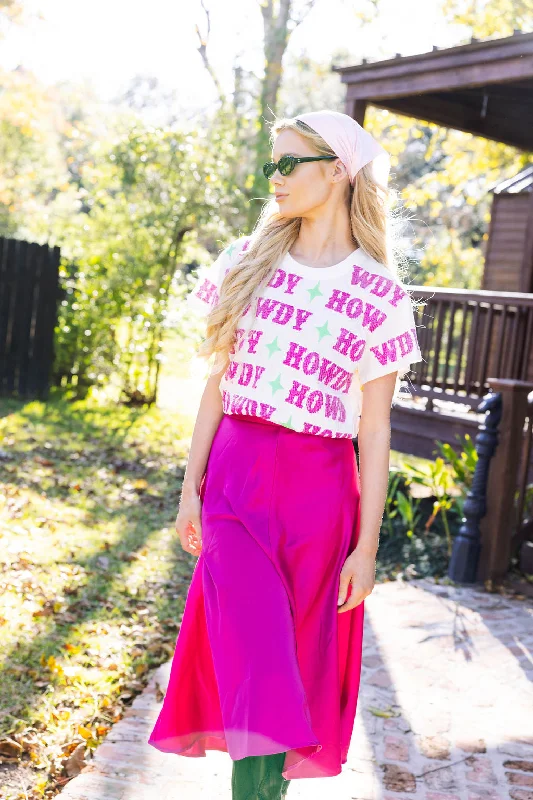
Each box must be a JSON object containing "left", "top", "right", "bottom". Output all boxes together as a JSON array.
[{"left": 148, "top": 109, "right": 422, "bottom": 798}]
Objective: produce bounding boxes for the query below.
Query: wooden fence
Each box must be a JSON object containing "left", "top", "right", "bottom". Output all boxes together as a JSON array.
[
  {"left": 391, "top": 287, "right": 533, "bottom": 460},
  {"left": 0, "top": 236, "right": 61, "bottom": 399},
  {"left": 408, "top": 286, "right": 533, "bottom": 406}
]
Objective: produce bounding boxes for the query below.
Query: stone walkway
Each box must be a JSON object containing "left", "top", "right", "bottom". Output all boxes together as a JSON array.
[{"left": 58, "top": 578, "right": 533, "bottom": 800}]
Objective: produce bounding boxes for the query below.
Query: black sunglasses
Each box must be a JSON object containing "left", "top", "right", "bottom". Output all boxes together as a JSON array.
[{"left": 263, "top": 154, "right": 337, "bottom": 180}]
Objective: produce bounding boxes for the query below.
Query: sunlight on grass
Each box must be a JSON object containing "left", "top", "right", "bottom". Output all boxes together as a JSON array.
[{"left": 0, "top": 391, "right": 199, "bottom": 799}]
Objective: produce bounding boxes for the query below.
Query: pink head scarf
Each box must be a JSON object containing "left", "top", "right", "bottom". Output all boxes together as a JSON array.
[{"left": 293, "top": 109, "right": 390, "bottom": 189}]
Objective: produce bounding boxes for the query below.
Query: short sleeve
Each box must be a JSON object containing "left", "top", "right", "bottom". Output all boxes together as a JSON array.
[
  {"left": 357, "top": 288, "right": 422, "bottom": 387},
  {"left": 186, "top": 235, "right": 250, "bottom": 317}
]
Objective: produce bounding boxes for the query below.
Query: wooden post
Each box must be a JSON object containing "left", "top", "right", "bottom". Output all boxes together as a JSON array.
[
  {"left": 477, "top": 377, "right": 533, "bottom": 581},
  {"left": 520, "top": 188, "right": 533, "bottom": 293},
  {"left": 344, "top": 98, "right": 368, "bottom": 127}
]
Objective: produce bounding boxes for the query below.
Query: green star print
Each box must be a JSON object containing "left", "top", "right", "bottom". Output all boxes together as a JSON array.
[
  {"left": 269, "top": 374, "right": 284, "bottom": 395},
  {"left": 307, "top": 282, "right": 323, "bottom": 302},
  {"left": 316, "top": 320, "right": 332, "bottom": 341},
  {"left": 265, "top": 337, "right": 283, "bottom": 358}
]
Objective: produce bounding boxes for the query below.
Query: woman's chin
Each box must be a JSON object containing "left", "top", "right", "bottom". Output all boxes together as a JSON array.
[{"left": 277, "top": 205, "right": 298, "bottom": 219}]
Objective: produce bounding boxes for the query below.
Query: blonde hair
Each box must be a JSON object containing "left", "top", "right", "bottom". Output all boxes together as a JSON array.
[{"left": 197, "top": 116, "right": 408, "bottom": 375}]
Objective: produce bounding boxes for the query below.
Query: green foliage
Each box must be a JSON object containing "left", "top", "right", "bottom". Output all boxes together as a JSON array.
[
  {"left": 400, "top": 457, "right": 456, "bottom": 556},
  {"left": 377, "top": 451, "right": 472, "bottom": 581},
  {"left": 51, "top": 109, "right": 250, "bottom": 402},
  {"left": 436, "top": 434, "right": 478, "bottom": 504},
  {"left": 441, "top": 0, "right": 533, "bottom": 38},
  {"left": 394, "top": 489, "right": 423, "bottom": 539}
]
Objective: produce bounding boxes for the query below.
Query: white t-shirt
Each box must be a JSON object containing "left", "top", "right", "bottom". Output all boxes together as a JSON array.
[{"left": 186, "top": 235, "right": 422, "bottom": 438}]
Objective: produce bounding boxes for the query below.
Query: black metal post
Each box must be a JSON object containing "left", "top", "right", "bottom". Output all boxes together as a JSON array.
[{"left": 448, "top": 391, "right": 502, "bottom": 583}]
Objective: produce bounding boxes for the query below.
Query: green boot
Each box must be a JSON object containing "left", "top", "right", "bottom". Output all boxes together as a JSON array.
[{"left": 231, "top": 751, "right": 291, "bottom": 800}]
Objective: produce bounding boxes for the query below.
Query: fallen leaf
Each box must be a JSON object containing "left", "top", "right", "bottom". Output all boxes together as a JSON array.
[
  {"left": 366, "top": 705, "right": 400, "bottom": 718},
  {"left": 64, "top": 742, "right": 86, "bottom": 777},
  {"left": 0, "top": 737, "right": 23, "bottom": 758}
]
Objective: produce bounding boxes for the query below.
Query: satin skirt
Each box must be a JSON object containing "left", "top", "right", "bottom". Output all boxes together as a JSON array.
[{"left": 148, "top": 412, "right": 364, "bottom": 780}]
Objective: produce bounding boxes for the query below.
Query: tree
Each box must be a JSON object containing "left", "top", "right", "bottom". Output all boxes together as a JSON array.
[
  {"left": 194, "top": 0, "right": 379, "bottom": 231},
  {"left": 441, "top": 0, "right": 533, "bottom": 38}
]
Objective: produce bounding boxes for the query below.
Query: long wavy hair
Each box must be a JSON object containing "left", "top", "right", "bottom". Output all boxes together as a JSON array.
[{"left": 197, "top": 116, "right": 409, "bottom": 376}]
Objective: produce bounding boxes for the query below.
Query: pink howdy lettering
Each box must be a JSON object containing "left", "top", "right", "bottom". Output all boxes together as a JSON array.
[
  {"left": 237, "top": 364, "right": 265, "bottom": 388},
  {"left": 325, "top": 290, "right": 387, "bottom": 332},
  {"left": 256, "top": 297, "right": 280, "bottom": 320},
  {"left": 255, "top": 298, "right": 312, "bottom": 329},
  {"left": 318, "top": 360, "right": 348, "bottom": 391},
  {"left": 324, "top": 394, "right": 347, "bottom": 423},
  {"left": 294, "top": 308, "right": 313, "bottom": 330},
  {"left": 333, "top": 328, "right": 366, "bottom": 363},
  {"left": 221, "top": 389, "right": 276, "bottom": 420},
  {"left": 351, "top": 264, "right": 408, "bottom": 307},
  {"left": 390, "top": 284, "right": 407, "bottom": 307},
  {"left": 363, "top": 305, "right": 387, "bottom": 331},
  {"left": 302, "top": 422, "right": 352, "bottom": 438},
  {"left": 267, "top": 268, "right": 303, "bottom": 295},
  {"left": 397, "top": 329, "right": 414, "bottom": 357},
  {"left": 225, "top": 362, "right": 239, "bottom": 381},
  {"left": 246, "top": 329, "right": 263, "bottom": 354},
  {"left": 370, "top": 339, "right": 398, "bottom": 365},
  {"left": 351, "top": 266, "right": 376, "bottom": 290},
  {"left": 283, "top": 342, "right": 352, "bottom": 395},
  {"left": 224, "top": 362, "right": 265, "bottom": 389},
  {"left": 284, "top": 381, "right": 351, "bottom": 415},
  {"left": 345, "top": 296, "right": 388, "bottom": 331},
  {"left": 370, "top": 327, "right": 419, "bottom": 365},
  {"left": 285, "top": 380, "right": 310, "bottom": 409},
  {"left": 303, "top": 422, "right": 322, "bottom": 435},
  {"left": 325, "top": 289, "right": 350, "bottom": 314},
  {"left": 285, "top": 383, "right": 321, "bottom": 415},
  {"left": 194, "top": 278, "right": 218, "bottom": 306},
  {"left": 370, "top": 275, "right": 393, "bottom": 298},
  {"left": 272, "top": 303, "right": 295, "bottom": 325},
  {"left": 232, "top": 328, "right": 264, "bottom": 354}
]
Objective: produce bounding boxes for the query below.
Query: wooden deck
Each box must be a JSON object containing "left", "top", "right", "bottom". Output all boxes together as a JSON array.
[{"left": 392, "top": 286, "right": 533, "bottom": 460}]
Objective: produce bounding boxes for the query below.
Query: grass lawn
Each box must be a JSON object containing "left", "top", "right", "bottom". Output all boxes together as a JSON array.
[{"left": 0, "top": 389, "right": 199, "bottom": 799}]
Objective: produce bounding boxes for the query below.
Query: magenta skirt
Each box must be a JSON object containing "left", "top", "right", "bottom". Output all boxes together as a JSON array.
[{"left": 148, "top": 412, "right": 364, "bottom": 780}]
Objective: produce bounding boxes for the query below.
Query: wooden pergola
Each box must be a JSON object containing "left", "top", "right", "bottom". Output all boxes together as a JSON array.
[
  {"left": 334, "top": 31, "right": 533, "bottom": 294},
  {"left": 333, "top": 30, "right": 533, "bottom": 151},
  {"left": 330, "top": 32, "right": 533, "bottom": 429},
  {"left": 332, "top": 34, "right": 533, "bottom": 584}
]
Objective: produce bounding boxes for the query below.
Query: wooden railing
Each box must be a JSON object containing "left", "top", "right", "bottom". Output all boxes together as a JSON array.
[
  {"left": 407, "top": 287, "right": 533, "bottom": 407},
  {"left": 447, "top": 379, "right": 533, "bottom": 583}
]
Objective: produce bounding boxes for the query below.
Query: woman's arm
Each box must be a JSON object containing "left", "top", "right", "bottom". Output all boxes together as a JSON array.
[
  {"left": 356, "top": 371, "right": 397, "bottom": 557},
  {"left": 176, "top": 359, "right": 228, "bottom": 557},
  {"left": 337, "top": 371, "right": 397, "bottom": 612}
]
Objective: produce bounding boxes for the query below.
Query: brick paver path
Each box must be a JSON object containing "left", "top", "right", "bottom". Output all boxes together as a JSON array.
[{"left": 58, "top": 577, "right": 533, "bottom": 800}]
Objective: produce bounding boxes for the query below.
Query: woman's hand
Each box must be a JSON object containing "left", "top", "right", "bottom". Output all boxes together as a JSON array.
[
  {"left": 337, "top": 546, "right": 376, "bottom": 613},
  {"left": 176, "top": 487, "right": 203, "bottom": 557}
]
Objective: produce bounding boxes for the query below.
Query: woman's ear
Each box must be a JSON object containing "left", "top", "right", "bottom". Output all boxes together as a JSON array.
[{"left": 331, "top": 157, "right": 350, "bottom": 185}]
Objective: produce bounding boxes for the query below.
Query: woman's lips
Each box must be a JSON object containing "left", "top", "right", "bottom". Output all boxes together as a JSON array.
[{"left": 275, "top": 194, "right": 288, "bottom": 200}]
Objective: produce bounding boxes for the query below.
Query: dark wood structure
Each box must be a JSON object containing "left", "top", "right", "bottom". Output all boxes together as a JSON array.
[
  {"left": 333, "top": 29, "right": 533, "bottom": 296},
  {"left": 333, "top": 30, "right": 533, "bottom": 453},
  {"left": 483, "top": 167, "right": 533, "bottom": 293},
  {"left": 335, "top": 31, "right": 533, "bottom": 581},
  {"left": 0, "top": 237, "right": 61, "bottom": 400}
]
